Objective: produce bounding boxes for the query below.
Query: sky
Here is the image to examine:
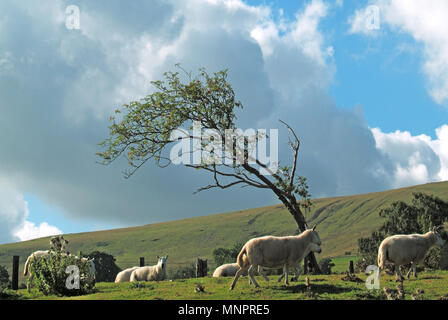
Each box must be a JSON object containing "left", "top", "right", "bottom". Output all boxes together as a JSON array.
[{"left": 0, "top": 0, "right": 447, "bottom": 244}]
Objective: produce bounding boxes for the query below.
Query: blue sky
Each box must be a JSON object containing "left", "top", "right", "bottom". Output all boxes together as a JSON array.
[{"left": 1, "top": 0, "right": 447, "bottom": 243}]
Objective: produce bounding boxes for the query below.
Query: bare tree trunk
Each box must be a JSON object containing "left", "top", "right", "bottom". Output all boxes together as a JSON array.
[{"left": 289, "top": 207, "right": 321, "bottom": 274}]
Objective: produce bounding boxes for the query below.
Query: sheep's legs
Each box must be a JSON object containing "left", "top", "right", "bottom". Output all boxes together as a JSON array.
[
  {"left": 406, "top": 263, "right": 417, "bottom": 279},
  {"left": 283, "top": 265, "right": 290, "bottom": 286},
  {"left": 257, "top": 266, "right": 269, "bottom": 282},
  {"left": 394, "top": 264, "right": 404, "bottom": 281},
  {"left": 277, "top": 270, "right": 285, "bottom": 282},
  {"left": 230, "top": 267, "right": 247, "bottom": 290},
  {"left": 292, "top": 266, "right": 302, "bottom": 282},
  {"left": 26, "top": 275, "right": 32, "bottom": 293},
  {"left": 248, "top": 265, "right": 260, "bottom": 288}
]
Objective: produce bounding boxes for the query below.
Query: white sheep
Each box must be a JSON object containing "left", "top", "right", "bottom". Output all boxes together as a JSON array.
[
  {"left": 213, "top": 262, "right": 294, "bottom": 285},
  {"left": 130, "top": 256, "right": 168, "bottom": 282},
  {"left": 213, "top": 263, "right": 247, "bottom": 277},
  {"left": 378, "top": 226, "right": 446, "bottom": 281},
  {"left": 230, "top": 226, "right": 322, "bottom": 290},
  {"left": 115, "top": 266, "right": 140, "bottom": 283}
]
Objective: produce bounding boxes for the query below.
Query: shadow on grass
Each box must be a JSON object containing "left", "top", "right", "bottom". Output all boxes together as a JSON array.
[{"left": 417, "top": 276, "right": 443, "bottom": 280}]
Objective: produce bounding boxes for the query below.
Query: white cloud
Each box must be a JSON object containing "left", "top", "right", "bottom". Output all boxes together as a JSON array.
[
  {"left": 250, "top": 0, "right": 333, "bottom": 65},
  {"left": 349, "top": 0, "right": 448, "bottom": 105},
  {"left": 372, "top": 125, "right": 448, "bottom": 188},
  {"left": 0, "top": 179, "right": 62, "bottom": 244},
  {"left": 0, "top": 0, "right": 446, "bottom": 230},
  {"left": 13, "top": 221, "right": 62, "bottom": 242}
]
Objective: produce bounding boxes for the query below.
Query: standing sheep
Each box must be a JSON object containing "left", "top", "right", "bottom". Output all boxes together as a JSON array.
[
  {"left": 378, "top": 226, "right": 446, "bottom": 281},
  {"left": 130, "top": 256, "right": 168, "bottom": 282},
  {"left": 230, "top": 226, "right": 322, "bottom": 290}
]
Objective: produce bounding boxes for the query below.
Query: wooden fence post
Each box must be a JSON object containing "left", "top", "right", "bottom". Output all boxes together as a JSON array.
[
  {"left": 140, "top": 257, "right": 145, "bottom": 267},
  {"left": 12, "top": 256, "right": 19, "bottom": 290},
  {"left": 195, "top": 258, "right": 208, "bottom": 277},
  {"left": 349, "top": 260, "right": 354, "bottom": 274}
]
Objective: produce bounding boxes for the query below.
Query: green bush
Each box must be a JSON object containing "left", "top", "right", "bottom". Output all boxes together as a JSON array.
[
  {"left": 0, "top": 265, "right": 9, "bottom": 290},
  {"left": 84, "top": 251, "right": 121, "bottom": 282},
  {"left": 212, "top": 241, "right": 245, "bottom": 267},
  {"left": 424, "top": 247, "right": 442, "bottom": 270},
  {"left": 318, "top": 258, "right": 335, "bottom": 275},
  {"left": 28, "top": 252, "right": 96, "bottom": 296}
]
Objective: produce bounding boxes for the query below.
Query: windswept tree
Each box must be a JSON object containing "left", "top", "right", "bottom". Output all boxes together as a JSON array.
[{"left": 96, "top": 66, "right": 321, "bottom": 273}]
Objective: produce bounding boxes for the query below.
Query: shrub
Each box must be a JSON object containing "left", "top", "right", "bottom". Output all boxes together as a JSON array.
[
  {"left": 212, "top": 241, "right": 245, "bottom": 267},
  {"left": 28, "top": 252, "right": 96, "bottom": 296},
  {"left": 424, "top": 247, "right": 442, "bottom": 270},
  {"left": 84, "top": 251, "right": 121, "bottom": 282},
  {"left": 318, "top": 258, "right": 335, "bottom": 275},
  {"left": 0, "top": 265, "right": 9, "bottom": 290}
]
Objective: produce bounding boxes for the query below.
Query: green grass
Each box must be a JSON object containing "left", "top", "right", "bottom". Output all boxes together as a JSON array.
[
  {"left": 1, "top": 181, "right": 448, "bottom": 288},
  {"left": 8, "top": 271, "right": 448, "bottom": 300},
  {"left": 329, "top": 255, "right": 360, "bottom": 274}
]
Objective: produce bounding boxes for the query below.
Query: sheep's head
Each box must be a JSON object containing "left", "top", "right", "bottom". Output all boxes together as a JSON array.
[
  {"left": 432, "top": 226, "right": 446, "bottom": 247},
  {"left": 157, "top": 255, "right": 168, "bottom": 270},
  {"left": 310, "top": 225, "right": 322, "bottom": 246},
  {"left": 309, "top": 242, "right": 322, "bottom": 254},
  {"left": 88, "top": 258, "right": 96, "bottom": 276}
]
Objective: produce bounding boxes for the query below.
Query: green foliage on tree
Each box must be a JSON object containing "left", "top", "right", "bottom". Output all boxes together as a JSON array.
[
  {"left": 84, "top": 251, "right": 121, "bottom": 282},
  {"left": 358, "top": 192, "right": 448, "bottom": 267},
  {"left": 96, "top": 65, "right": 320, "bottom": 272},
  {"left": 28, "top": 252, "right": 96, "bottom": 296},
  {"left": 212, "top": 241, "right": 245, "bottom": 267}
]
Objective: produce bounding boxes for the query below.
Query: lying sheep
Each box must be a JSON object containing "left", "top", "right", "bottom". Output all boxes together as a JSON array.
[
  {"left": 213, "top": 263, "right": 244, "bottom": 277},
  {"left": 115, "top": 266, "right": 140, "bottom": 283},
  {"left": 130, "top": 256, "right": 168, "bottom": 282},
  {"left": 378, "top": 226, "right": 445, "bottom": 281}
]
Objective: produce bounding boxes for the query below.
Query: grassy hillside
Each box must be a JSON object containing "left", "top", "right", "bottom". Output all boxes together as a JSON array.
[{"left": 1, "top": 181, "right": 447, "bottom": 285}]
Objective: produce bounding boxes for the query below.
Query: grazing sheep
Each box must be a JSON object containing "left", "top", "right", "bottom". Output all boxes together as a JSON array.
[
  {"left": 230, "top": 226, "right": 322, "bottom": 290},
  {"left": 115, "top": 266, "right": 140, "bottom": 283},
  {"left": 130, "top": 256, "right": 168, "bottom": 282},
  {"left": 378, "top": 226, "right": 446, "bottom": 281}
]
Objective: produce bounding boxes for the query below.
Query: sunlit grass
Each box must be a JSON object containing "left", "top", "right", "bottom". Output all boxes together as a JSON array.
[{"left": 11, "top": 270, "right": 448, "bottom": 300}]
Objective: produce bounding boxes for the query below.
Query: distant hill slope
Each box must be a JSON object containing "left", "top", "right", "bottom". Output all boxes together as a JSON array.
[{"left": 1, "top": 181, "right": 447, "bottom": 282}]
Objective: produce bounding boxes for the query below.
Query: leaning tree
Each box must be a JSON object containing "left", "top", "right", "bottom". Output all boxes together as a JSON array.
[{"left": 96, "top": 66, "right": 321, "bottom": 273}]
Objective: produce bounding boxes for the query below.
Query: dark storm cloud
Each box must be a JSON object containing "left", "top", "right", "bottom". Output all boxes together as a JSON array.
[{"left": 0, "top": 0, "right": 414, "bottom": 239}]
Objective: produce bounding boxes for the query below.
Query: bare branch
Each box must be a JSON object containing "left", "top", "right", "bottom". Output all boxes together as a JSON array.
[{"left": 279, "top": 119, "right": 300, "bottom": 189}]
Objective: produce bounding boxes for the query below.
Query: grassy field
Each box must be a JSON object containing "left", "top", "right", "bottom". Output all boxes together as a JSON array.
[
  {"left": 1, "top": 181, "right": 447, "bottom": 288},
  {"left": 6, "top": 271, "right": 448, "bottom": 300}
]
